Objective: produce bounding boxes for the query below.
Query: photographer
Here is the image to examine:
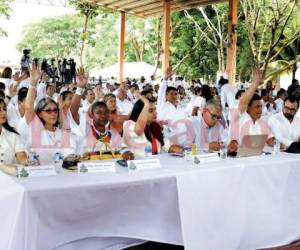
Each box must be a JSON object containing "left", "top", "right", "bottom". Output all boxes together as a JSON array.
[{"left": 20, "top": 49, "right": 32, "bottom": 71}]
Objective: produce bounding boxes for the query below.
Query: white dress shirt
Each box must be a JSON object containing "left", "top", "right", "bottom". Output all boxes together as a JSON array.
[
  {"left": 116, "top": 98, "right": 133, "bottom": 115},
  {"left": 185, "top": 95, "right": 206, "bottom": 117},
  {"left": 157, "top": 80, "right": 186, "bottom": 121},
  {"left": 268, "top": 112, "right": 300, "bottom": 147},
  {"left": 220, "top": 84, "right": 237, "bottom": 109},
  {"left": 0, "top": 127, "right": 25, "bottom": 164},
  {"left": 7, "top": 103, "right": 23, "bottom": 131}
]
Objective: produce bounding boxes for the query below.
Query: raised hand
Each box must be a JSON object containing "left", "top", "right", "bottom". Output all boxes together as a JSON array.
[
  {"left": 13, "top": 72, "right": 27, "bottom": 83},
  {"left": 163, "top": 67, "right": 175, "bottom": 81},
  {"left": 8, "top": 82, "right": 18, "bottom": 98},
  {"left": 137, "top": 93, "right": 150, "bottom": 106},
  {"left": 29, "top": 61, "right": 42, "bottom": 86},
  {"left": 76, "top": 66, "right": 88, "bottom": 88},
  {"left": 252, "top": 68, "right": 264, "bottom": 86}
]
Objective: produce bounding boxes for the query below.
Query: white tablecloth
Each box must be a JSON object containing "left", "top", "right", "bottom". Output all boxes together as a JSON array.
[{"left": 1, "top": 153, "right": 300, "bottom": 250}]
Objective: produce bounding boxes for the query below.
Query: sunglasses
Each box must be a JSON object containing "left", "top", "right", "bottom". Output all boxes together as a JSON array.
[{"left": 41, "top": 109, "right": 59, "bottom": 114}]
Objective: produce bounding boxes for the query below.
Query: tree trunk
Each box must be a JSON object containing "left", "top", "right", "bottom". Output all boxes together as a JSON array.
[
  {"left": 80, "top": 14, "right": 89, "bottom": 66},
  {"left": 292, "top": 63, "right": 297, "bottom": 79}
]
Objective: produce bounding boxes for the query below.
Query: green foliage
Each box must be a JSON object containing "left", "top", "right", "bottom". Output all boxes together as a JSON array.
[
  {"left": 0, "top": 0, "right": 12, "bottom": 37},
  {"left": 17, "top": 14, "right": 97, "bottom": 59},
  {"left": 16, "top": 0, "right": 299, "bottom": 80}
]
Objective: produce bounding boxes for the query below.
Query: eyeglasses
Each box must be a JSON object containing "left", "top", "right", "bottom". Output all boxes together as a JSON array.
[
  {"left": 41, "top": 109, "right": 59, "bottom": 114},
  {"left": 207, "top": 109, "right": 222, "bottom": 120},
  {"left": 283, "top": 106, "right": 297, "bottom": 113}
]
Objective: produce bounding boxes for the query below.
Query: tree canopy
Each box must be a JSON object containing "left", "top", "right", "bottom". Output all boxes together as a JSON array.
[{"left": 17, "top": 0, "right": 300, "bottom": 81}]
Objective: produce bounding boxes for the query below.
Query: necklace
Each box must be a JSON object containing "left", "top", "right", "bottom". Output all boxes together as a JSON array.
[{"left": 44, "top": 128, "right": 59, "bottom": 145}]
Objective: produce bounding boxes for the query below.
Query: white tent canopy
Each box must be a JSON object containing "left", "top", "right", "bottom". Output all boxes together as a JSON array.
[{"left": 90, "top": 62, "right": 162, "bottom": 80}]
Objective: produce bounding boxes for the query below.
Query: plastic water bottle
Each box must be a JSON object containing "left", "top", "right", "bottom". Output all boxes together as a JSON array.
[
  {"left": 144, "top": 143, "right": 152, "bottom": 157},
  {"left": 273, "top": 139, "right": 280, "bottom": 155},
  {"left": 219, "top": 142, "right": 227, "bottom": 159},
  {"left": 28, "top": 151, "right": 40, "bottom": 166},
  {"left": 54, "top": 152, "right": 64, "bottom": 173},
  {"left": 184, "top": 147, "right": 192, "bottom": 162}
]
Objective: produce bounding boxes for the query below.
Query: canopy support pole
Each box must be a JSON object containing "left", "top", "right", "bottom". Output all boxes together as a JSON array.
[
  {"left": 118, "top": 11, "right": 126, "bottom": 84},
  {"left": 162, "top": 0, "right": 171, "bottom": 73},
  {"left": 226, "top": 0, "right": 238, "bottom": 85}
]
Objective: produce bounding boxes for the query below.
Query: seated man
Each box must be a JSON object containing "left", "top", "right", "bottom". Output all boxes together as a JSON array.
[
  {"left": 157, "top": 68, "right": 186, "bottom": 121},
  {"left": 192, "top": 99, "right": 229, "bottom": 152},
  {"left": 268, "top": 97, "right": 300, "bottom": 152},
  {"left": 228, "top": 70, "right": 274, "bottom": 153}
]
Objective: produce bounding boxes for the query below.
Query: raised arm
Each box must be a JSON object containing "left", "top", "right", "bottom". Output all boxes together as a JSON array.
[
  {"left": 134, "top": 95, "right": 150, "bottom": 136},
  {"left": 157, "top": 67, "right": 174, "bottom": 111},
  {"left": 70, "top": 66, "right": 88, "bottom": 124},
  {"left": 238, "top": 69, "right": 263, "bottom": 113},
  {"left": 24, "top": 63, "right": 42, "bottom": 124}
]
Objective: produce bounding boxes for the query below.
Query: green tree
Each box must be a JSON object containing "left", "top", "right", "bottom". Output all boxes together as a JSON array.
[
  {"left": 0, "top": 0, "right": 12, "bottom": 37},
  {"left": 241, "top": 0, "right": 300, "bottom": 78},
  {"left": 69, "top": 0, "right": 101, "bottom": 65},
  {"left": 17, "top": 14, "right": 97, "bottom": 60}
]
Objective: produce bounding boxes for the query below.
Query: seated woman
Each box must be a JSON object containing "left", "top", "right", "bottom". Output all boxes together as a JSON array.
[
  {"left": 0, "top": 98, "right": 27, "bottom": 165},
  {"left": 18, "top": 63, "right": 76, "bottom": 165},
  {"left": 103, "top": 93, "right": 128, "bottom": 135},
  {"left": 122, "top": 95, "right": 183, "bottom": 157}
]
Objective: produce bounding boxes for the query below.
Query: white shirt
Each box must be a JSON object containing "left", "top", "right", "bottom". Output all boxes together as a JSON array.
[
  {"left": 0, "top": 127, "right": 25, "bottom": 164},
  {"left": 268, "top": 112, "right": 300, "bottom": 147},
  {"left": 7, "top": 103, "right": 23, "bottom": 131},
  {"left": 36, "top": 82, "right": 47, "bottom": 103},
  {"left": 122, "top": 120, "right": 167, "bottom": 157},
  {"left": 116, "top": 98, "right": 133, "bottom": 115},
  {"left": 0, "top": 78, "right": 11, "bottom": 94},
  {"left": 185, "top": 95, "right": 206, "bottom": 117},
  {"left": 80, "top": 99, "right": 92, "bottom": 114},
  {"left": 274, "top": 98, "right": 284, "bottom": 113},
  {"left": 18, "top": 116, "right": 76, "bottom": 165},
  {"left": 229, "top": 110, "right": 273, "bottom": 144},
  {"left": 157, "top": 80, "right": 186, "bottom": 121},
  {"left": 220, "top": 84, "right": 237, "bottom": 109}
]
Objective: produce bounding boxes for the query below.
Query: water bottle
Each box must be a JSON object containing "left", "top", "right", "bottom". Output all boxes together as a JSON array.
[
  {"left": 54, "top": 152, "right": 64, "bottom": 173},
  {"left": 184, "top": 147, "right": 192, "bottom": 162},
  {"left": 273, "top": 139, "right": 280, "bottom": 155},
  {"left": 219, "top": 142, "right": 227, "bottom": 159},
  {"left": 28, "top": 151, "right": 40, "bottom": 166},
  {"left": 144, "top": 143, "right": 152, "bottom": 157}
]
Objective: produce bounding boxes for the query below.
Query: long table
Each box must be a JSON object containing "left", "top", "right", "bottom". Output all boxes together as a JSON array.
[{"left": 1, "top": 153, "right": 300, "bottom": 250}]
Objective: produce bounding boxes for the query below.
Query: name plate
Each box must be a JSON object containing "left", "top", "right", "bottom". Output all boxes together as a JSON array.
[
  {"left": 78, "top": 162, "right": 116, "bottom": 174},
  {"left": 18, "top": 165, "right": 57, "bottom": 178},
  {"left": 127, "top": 158, "right": 161, "bottom": 171},
  {"left": 192, "top": 153, "right": 220, "bottom": 165}
]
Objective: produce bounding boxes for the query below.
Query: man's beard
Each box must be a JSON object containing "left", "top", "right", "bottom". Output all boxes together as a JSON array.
[{"left": 284, "top": 112, "right": 293, "bottom": 121}]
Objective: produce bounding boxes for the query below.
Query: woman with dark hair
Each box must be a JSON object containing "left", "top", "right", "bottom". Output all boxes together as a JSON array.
[
  {"left": 0, "top": 67, "right": 13, "bottom": 94},
  {"left": 201, "top": 84, "right": 213, "bottom": 102},
  {"left": 123, "top": 95, "right": 183, "bottom": 157},
  {"left": 18, "top": 63, "right": 76, "bottom": 165},
  {"left": 0, "top": 98, "right": 27, "bottom": 165},
  {"left": 103, "top": 93, "right": 127, "bottom": 134}
]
